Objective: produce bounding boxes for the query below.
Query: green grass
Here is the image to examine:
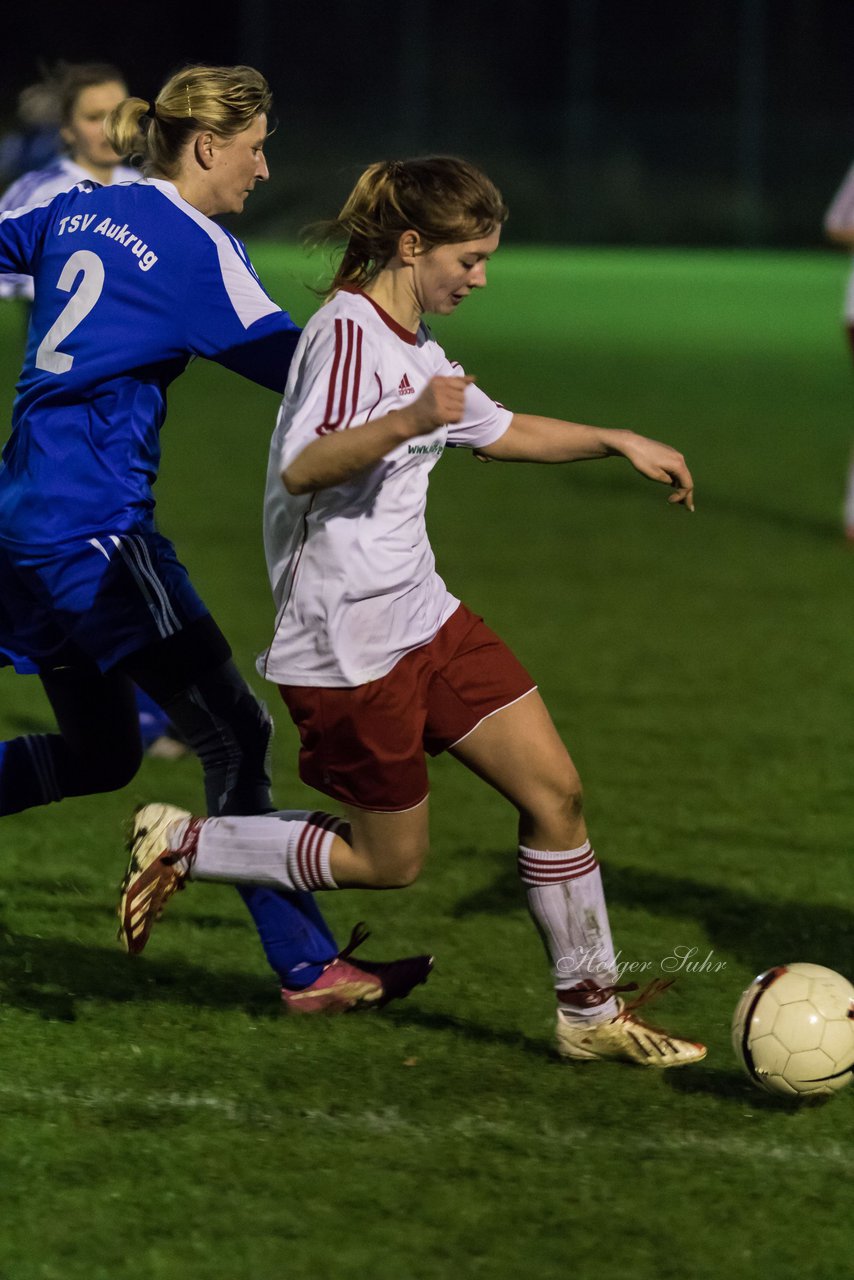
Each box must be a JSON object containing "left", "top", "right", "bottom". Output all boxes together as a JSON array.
[{"left": 0, "top": 247, "right": 852, "bottom": 1280}]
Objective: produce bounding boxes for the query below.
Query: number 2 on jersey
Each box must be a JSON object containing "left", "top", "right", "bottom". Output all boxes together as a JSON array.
[{"left": 35, "top": 249, "right": 105, "bottom": 374}]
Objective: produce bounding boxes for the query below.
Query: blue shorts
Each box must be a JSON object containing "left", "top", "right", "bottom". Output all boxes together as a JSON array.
[{"left": 0, "top": 530, "right": 209, "bottom": 675}]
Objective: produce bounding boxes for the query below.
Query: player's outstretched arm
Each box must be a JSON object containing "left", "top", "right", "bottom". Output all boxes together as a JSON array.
[
  {"left": 475, "top": 414, "right": 694, "bottom": 511},
  {"left": 612, "top": 428, "right": 694, "bottom": 510},
  {"left": 282, "top": 375, "right": 475, "bottom": 495}
]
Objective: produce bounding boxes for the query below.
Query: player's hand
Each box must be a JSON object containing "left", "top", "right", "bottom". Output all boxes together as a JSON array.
[
  {"left": 406, "top": 375, "right": 476, "bottom": 436},
  {"left": 619, "top": 433, "right": 695, "bottom": 511}
]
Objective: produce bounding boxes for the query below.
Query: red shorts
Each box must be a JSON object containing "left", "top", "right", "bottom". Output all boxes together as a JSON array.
[{"left": 278, "top": 603, "right": 536, "bottom": 811}]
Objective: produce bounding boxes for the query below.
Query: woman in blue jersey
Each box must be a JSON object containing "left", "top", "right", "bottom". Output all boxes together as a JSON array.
[
  {"left": 0, "top": 61, "right": 184, "bottom": 758},
  {"left": 0, "top": 64, "right": 426, "bottom": 1011}
]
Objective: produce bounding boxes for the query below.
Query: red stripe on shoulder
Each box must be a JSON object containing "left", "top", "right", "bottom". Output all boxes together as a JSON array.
[
  {"left": 347, "top": 324, "right": 363, "bottom": 426},
  {"left": 323, "top": 318, "right": 344, "bottom": 426},
  {"left": 315, "top": 316, "right": 366, "bottom": 436},
  {"left": 336, "top": 319, "right": 355, "bottom": 425}
]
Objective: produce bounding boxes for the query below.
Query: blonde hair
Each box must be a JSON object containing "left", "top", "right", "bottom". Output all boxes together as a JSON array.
[
  {"left": 105, "top": 64, "right": 271, "bottom": 177},
  {"left": 316, "top": 156, "right": 508, "bottom": 294}
]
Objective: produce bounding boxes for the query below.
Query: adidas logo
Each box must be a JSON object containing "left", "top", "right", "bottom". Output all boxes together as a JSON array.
[{"left": 398, "top": 372, "right": 415, "bottom": 396}]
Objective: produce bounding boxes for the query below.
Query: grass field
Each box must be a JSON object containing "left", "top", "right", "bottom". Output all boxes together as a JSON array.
[{"left": 0, "top": 245, "right": 852, "bottom": 1280}]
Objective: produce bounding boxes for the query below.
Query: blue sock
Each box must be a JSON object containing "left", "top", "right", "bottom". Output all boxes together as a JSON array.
[
  {"left": 134, "top": 686, "right": 176, "bottom": 749},
  {"left": 238, "top": 886, "right": 338, "bottom": 989}
]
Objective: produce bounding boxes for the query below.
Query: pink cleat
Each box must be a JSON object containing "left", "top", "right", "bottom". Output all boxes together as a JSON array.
[{"left": 280, "top": 923, "right": 433, "bottom": 1014}]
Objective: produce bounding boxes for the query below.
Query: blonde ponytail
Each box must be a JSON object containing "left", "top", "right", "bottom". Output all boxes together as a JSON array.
[
  {"left": 105, "top": 97, "right": 149, "bottom": 163},
  {"left": 105, "top": 64, "right": 271, "bottom": 177}
]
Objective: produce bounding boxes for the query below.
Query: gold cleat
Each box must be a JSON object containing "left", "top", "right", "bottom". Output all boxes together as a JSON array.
[
  {"left": 556, "top": 978, "right": 707, "bottom": 1068},
  {"left": 117, "top": 803, "right": 194, "bottom": 954}
]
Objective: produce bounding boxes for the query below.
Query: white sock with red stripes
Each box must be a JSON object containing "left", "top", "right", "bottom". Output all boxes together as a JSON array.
[
  {"left": 518, "top": 840, "right": 620, "bottom": 1022},
  {"left": 168, "top": 811, "right": 345, "bottom": 892}
]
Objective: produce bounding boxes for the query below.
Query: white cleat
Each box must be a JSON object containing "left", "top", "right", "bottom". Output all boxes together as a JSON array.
[
  {"left": 145, "top": 734, "right": 190, "bottom": 761},
  {"left": 117, "top": 803, "right": 193, "bottom": 955},
  {"left": 555, "top": 979, "right": 707, "bottom": 1068}
]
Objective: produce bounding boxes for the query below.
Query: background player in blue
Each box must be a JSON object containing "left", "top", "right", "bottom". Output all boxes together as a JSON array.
[
  {"left": 0, "top": 79, "right": 61, "bottom": 189},
  {"left": 0, "top": 62, "right": 426, "bottom": 1011},
  {"left": 0, "top": 62, "right": 136, "bottom": 303}
]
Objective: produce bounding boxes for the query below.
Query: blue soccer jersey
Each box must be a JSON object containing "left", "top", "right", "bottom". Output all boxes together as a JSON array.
[{"left": 0, "top": 176, "right": 300, "bottom": 548}]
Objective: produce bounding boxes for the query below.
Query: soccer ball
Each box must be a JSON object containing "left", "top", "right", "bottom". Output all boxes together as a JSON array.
[{"left": 732, "top": 962, "right": 854, "bottom": 1099}]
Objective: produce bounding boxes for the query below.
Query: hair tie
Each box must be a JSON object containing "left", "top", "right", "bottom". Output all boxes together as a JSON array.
[{"left": 144, "top": 100, "right": 157, "bottom": 120}]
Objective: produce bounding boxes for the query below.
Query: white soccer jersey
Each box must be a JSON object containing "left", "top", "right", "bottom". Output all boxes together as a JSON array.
[
  {"left": 0, "top": 157, "right": 138, "bottom": 299},
  {"left": 260, "top": 286, "right": 512, "bottom": 688},
  {"left": 825, "top": 161, "right": 854, "bottom": 322}
]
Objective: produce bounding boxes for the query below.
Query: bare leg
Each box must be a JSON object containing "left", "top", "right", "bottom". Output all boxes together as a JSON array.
[
  {"left": 328, "top": 798, "right": 431, "bottom": 888},
  {"left": 448, "top": 689, "right": 585, "bottom": 849},
  {"left": 449, "top": 690, "right": 619, "bottom": 1011},
  {"left": 845, "top": 439, "right": 854, "bottom": 535}
]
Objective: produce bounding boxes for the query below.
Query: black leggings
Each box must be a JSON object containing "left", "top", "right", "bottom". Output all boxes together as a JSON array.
[{"left": 2, "top": 615, "right": 272, "bottom": 818}]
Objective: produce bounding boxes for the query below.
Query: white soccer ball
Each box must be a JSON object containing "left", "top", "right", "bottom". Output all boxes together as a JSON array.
[{"left": 732, "top": 963, "right": 854, "bottom": 1099}]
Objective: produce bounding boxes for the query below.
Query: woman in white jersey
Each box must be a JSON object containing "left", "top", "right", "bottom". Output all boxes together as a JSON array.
[
  {"left": 123, "top": 156, "right": 706, "bottom": 1066},
  {"left": 824, "top": 161, "right": 854, "bottom": 537}
]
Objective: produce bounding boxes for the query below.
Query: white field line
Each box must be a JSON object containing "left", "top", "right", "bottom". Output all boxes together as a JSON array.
[{"left": 0, "top": 1081, "right": 849, "bottom": 1168}]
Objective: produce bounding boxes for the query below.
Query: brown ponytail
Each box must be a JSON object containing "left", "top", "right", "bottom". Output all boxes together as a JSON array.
[{"left": 313, "top": 156, "right": 508, "bottom": 295}]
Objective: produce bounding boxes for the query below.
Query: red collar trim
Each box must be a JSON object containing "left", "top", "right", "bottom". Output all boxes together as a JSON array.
[{"left": 339, "top": 284, "right": 419, "bottom": 345}]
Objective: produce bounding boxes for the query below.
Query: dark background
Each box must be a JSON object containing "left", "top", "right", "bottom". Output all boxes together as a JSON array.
[{"left": 3, "top": 0, "right": 854, "bottom": 245}]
